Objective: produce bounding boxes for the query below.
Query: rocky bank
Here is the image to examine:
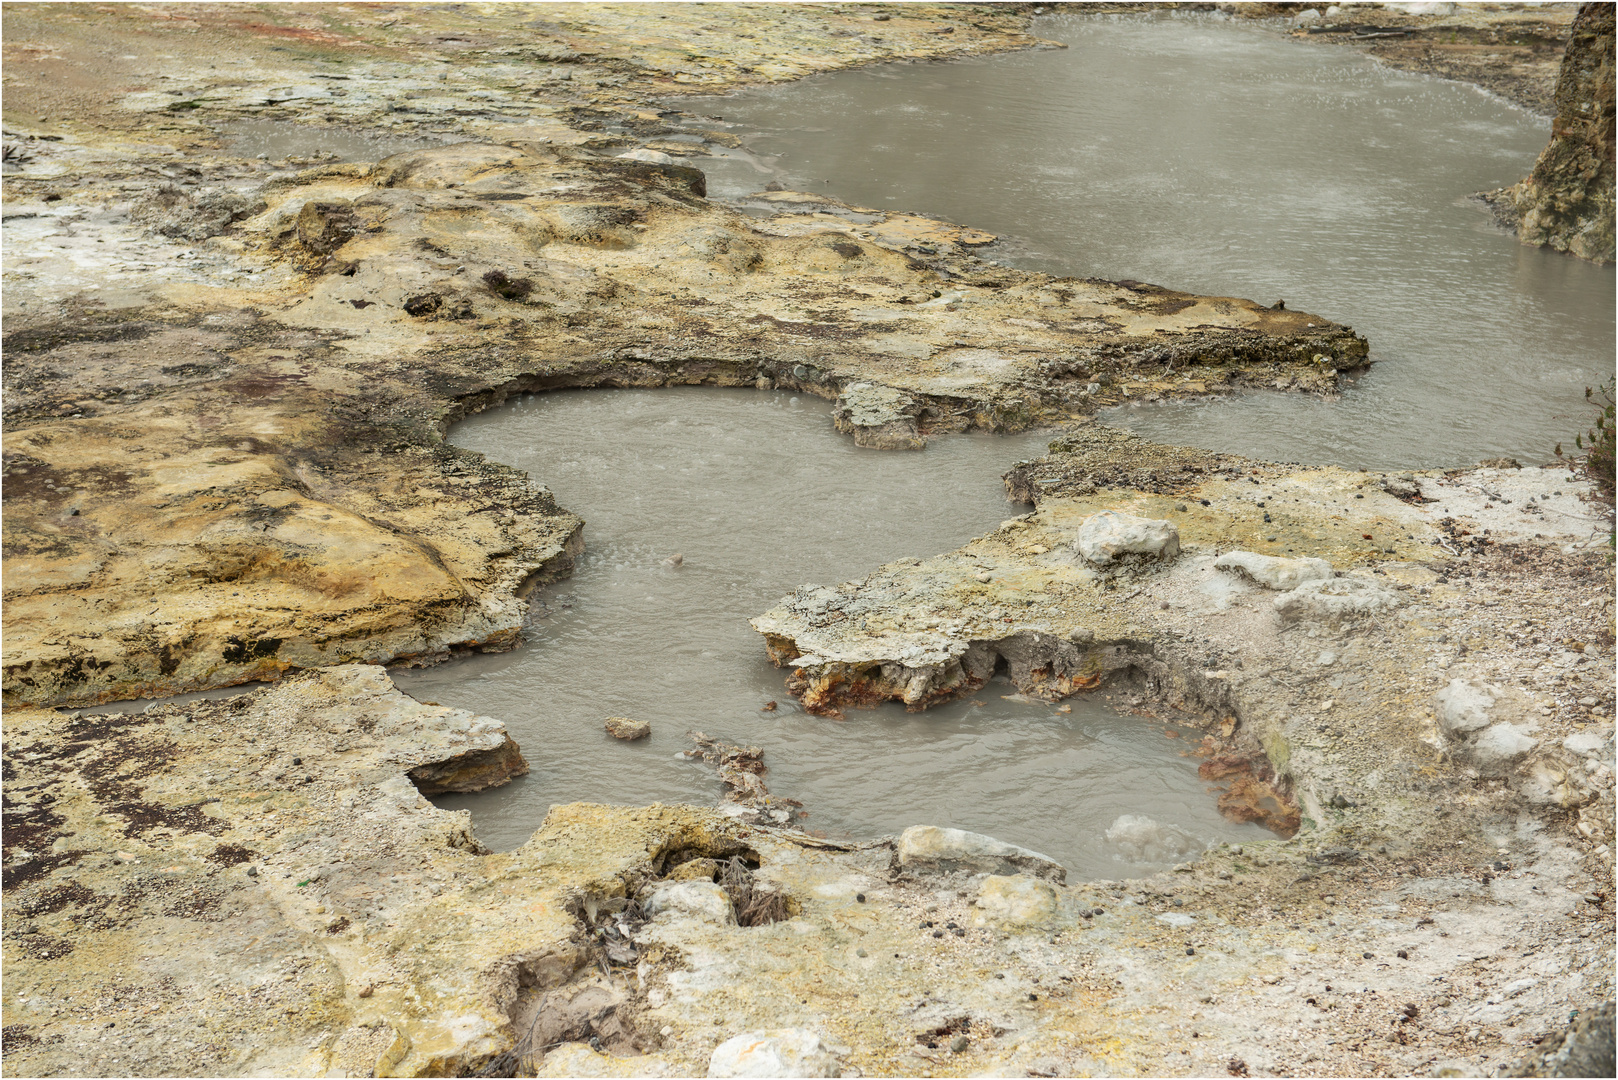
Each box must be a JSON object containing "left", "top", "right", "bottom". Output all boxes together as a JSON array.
[
  {"left": 3, "top": 4, "right": 1615, "bottom": 1078},
  {"left": 1487, "top": 2, "right": 1616, "bottom": 265}
]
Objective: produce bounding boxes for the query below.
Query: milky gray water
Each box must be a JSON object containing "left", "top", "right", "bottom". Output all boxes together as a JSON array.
[
  {"left": 400, "top": 12, "right": 1614, "bottom": 874},
  {"left": 691, "top": 11, "right": 1613, "bottom": 470},
  {"left": 393, "top": 389, "right": 1272, "bottom": 876}
]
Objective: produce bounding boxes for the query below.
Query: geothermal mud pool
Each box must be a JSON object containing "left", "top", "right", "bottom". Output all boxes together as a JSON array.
[
  {"left": 1, "top": 2, "right": 1612, "bottom": 1077},
  {"left": 697, "top": 11, "right": 1614, "bottom": 470},
  {"left": 393, "top": 388, "right": 1273, "bottom": 874}
]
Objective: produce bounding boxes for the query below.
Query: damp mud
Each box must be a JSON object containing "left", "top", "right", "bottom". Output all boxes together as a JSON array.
[
  {"left": 697, "top": 10, "right": 1614, "bottom": 471},
  {"left": 393, "top": 388, "right": 1272, "bottom": 875}
]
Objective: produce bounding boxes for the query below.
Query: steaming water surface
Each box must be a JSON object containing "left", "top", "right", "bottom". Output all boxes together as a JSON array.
[
  {"left": 693, "top": 11, "right": 1613, "bottom": 470},
  {"left": 393, "top": 389, "right": 1273, "bottom": 876}
]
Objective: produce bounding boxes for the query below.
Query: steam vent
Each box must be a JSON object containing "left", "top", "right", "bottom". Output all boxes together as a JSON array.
[{"left": 2, "top": 3, "right": 1612, "bottom": 1078}]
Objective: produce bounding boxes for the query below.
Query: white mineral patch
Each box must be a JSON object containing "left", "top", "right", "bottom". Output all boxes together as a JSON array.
[
  {"left": 971, "top": 874, "right": 1060, "bottom": 928},
  {"left": 1272, "top": 575, "right": 1399, "bottom": 626},
  {"left": 1214, "top": 550, "right": 1334, "bottom": 590}
]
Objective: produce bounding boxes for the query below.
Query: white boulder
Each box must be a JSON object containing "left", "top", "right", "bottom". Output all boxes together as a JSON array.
[
  {"left": 1214, "top": 550, "right": 1334, "bottom": 590},
  {"left": 1434, "top": 679, "right": 1496, "bottom": 736},
  {"left": 644, "top": 881, "right": 735, "bottom": 925},
  {"left": 1467, "top": 723, "right": 1537, "bottom": 772},
  {"left": 1075, "top": 510, "right": 1181, "bottom": 566},
  {"left": 618, "top": 148, "right": 677, "bottom": 164},
  {"left": 709, "top": 1030, "right": 841, "bottom": 1078},
  {"left": 897, "top": 825, "right": 1065, "bottom": 883}
]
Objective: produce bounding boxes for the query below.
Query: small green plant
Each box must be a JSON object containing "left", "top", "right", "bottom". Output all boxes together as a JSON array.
[{"left": 1555, "top": 377, "right": 1615, "bottom": 496}]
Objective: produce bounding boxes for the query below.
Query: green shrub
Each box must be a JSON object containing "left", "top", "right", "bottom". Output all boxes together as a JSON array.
[{"left": 1556, "top": 377, "right": 1615, "bottom": 496}]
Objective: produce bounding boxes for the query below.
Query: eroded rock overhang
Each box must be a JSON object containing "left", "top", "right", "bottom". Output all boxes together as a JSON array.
[{"left": 753, "top": 430, "right": 1616, "bottom": 845}]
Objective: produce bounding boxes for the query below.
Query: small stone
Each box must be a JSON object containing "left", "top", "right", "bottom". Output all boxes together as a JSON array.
[
  {"left": 856, "top": 947, "right": 867, "bottom": 957},
  {"left": 949, "top": 1034, "right": 969, "bottom": 1053},
  {"left": 663, "top": 552, "right": 684, "bottom": 566},
  {"left": 855, "top": 893, "right": 866, "bottom": 903},
  {"left": 1397, "top": 950, "right": 1409, "bottom": 959},
  {"left": 604, "top": 716, "right": 651, "bottom": 740},
  {"left": 1363, "top": 952, "right": 1373, "bottom": 959},
  {"left": 1186, "top": 947, "right": 1195, "bottom": 955}
]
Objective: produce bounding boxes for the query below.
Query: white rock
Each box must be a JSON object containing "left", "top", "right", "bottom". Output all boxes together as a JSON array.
[
  {"left": 1293, "top": 8, "right": 1322, "bottom": 24},
  {"left": 1272, "top": 576, "right": 1399, "bottom": 626},
  {"left": 1075, "top": 510, "right": 1181, "bottom": 566},
  {"left": 970, "top": 874, "right": 1059, "bottom": 928},
  {"left": 1435, "top": 679, "right": 1496, "bottom": 736},
  {"left": 618, "top": 148, "right": 677, "bottom": 165},
  {"left": 897, "top": 825, "right": 1065, "bottom": 883},
  {"left": 1214, "top": 550, "right": 1334, "bottom": 590},
  {"left": 1385, "top": 1, "right": 1455, "bottom": 15},
  {"left": 644, "top": 881, "right": 736, "bottom": 925},
  {"left": 1467, "top": 723, "right": 1537, "bottom": 771},
  {"left": 1564, "top": 727, "right": 1613, "bottom": 755},
  {"left": 1155, "top": 911, "right": 1196, "bottom": 928},
  {"left": 709, "top": 1029, "right": 841, "bottom": 1078}
]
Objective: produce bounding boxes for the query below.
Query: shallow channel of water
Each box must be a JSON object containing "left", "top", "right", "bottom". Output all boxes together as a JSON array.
[
  {"left": 690, "top": 10, "right": 1614, "bottom": 471},
  {"left": 392, "top": 388, "right": 1272, "bottom": 877}
]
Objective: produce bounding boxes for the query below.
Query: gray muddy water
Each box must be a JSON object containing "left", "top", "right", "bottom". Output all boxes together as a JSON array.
[
  {"left": 690, "top": 11, "right": 1614, "bottom": 471},
  {"left": 392, "top": 389, "right": 1273, "bottom": 876}
]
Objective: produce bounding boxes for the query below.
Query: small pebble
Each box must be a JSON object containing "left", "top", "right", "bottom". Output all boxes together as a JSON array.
[
  {"left": 855, "top": 893, "right": 866, "bottom": 903},
  {"left": 949, "top": 1034, "right": 969, "bottom": 1053},
  {"left": 1363, "top": 952, "right": 1373, "bottom": 959},
  {"left": 1186, "top": 947, "right": 1195, "bottom": 955},
  {"left": 1397, "top": 949, "right": 1409, "bottom": 959}
]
